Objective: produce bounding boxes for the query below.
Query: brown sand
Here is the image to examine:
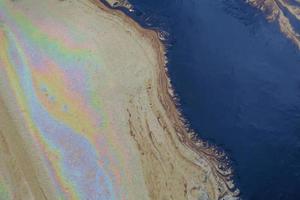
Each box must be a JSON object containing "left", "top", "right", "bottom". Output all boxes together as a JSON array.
[{"left": 0, "top": 0, "right": 239, "bottom": 199}]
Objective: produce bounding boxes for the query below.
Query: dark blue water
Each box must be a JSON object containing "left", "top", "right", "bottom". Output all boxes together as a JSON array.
[{"left": 113, "top": 0, "right": 300, "bottom": 199}]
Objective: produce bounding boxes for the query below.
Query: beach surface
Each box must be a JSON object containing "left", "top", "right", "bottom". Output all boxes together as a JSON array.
[{"left": 0, "top": 0, "right": 238, "bottom": 199}]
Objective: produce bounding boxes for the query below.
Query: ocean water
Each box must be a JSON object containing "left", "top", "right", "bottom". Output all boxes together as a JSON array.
[{"left": 111, "top": 0, "right": 300, "bottom": 199}]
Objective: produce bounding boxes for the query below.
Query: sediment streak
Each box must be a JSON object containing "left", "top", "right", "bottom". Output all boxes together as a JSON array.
[{"left": 247, "top": 0, "right": 300, "bottom": 48}]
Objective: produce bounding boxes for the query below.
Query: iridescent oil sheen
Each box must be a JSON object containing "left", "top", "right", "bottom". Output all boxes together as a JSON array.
[{"left": 0, "top": 1, "right": 136, "bottom": 199}]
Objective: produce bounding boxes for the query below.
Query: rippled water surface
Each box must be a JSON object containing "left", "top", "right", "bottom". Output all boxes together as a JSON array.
[{"left": 122, "top": 0, "right": 300, "bottom": 199}]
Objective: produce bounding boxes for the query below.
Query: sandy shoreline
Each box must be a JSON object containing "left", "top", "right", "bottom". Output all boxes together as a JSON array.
[{"left": 0, "top": 0, "right": 238, "bottom": 199}]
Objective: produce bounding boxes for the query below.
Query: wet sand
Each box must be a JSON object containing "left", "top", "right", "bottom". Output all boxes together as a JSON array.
[{"left": 0, "top": 0, "right": 238, "bottom": 199}]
